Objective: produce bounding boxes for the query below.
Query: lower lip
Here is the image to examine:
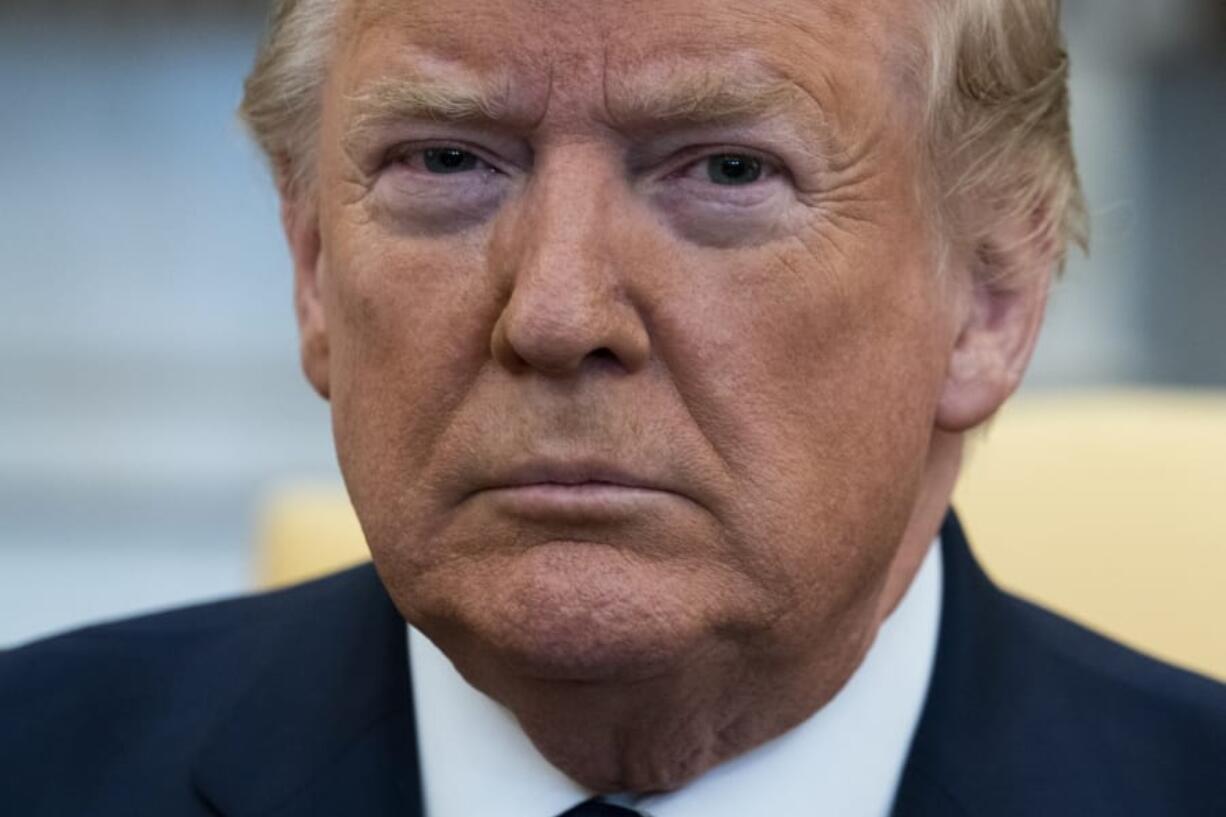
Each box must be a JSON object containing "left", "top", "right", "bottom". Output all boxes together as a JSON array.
[{"left": 476, "top": 482, "right": 677, "bottom": 519}]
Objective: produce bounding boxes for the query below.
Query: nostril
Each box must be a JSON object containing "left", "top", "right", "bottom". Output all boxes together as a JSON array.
[{"left": 582, "top": 346, "right": 625, "bottom": 373}]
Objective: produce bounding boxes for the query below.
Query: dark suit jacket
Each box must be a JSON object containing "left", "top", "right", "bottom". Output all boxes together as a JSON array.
[{"left": 2, "top": 512, "right": 1224, "bottom": 816}]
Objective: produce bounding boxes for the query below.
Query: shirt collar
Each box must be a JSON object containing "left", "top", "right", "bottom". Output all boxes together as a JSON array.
[{"left": 409, "top": 537, "right": 942, "bottom": 817}]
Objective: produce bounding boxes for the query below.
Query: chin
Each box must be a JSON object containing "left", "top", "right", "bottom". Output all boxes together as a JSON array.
[
  {"left": 478, "top": 617, "right": 697, "bottom": 685},
  {"left": 412, "top": 540, "right": 724, "bottom": 685}
]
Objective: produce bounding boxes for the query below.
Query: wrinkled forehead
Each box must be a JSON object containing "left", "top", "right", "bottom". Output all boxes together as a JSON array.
[{"left": 331, "top": 0, "right": 929, "bottom": 128}]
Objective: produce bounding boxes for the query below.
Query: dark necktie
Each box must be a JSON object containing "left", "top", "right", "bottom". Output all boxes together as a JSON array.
[{"left": 556, "top": 797, "right": 645, "bottom": 816}]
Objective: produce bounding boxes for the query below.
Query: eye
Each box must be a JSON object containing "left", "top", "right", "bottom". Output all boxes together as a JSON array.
[
  {"left": 386, "top": 144, "right": 498, "bottom": 177},
  {"left": 666, "top": 150, "right": 780, "bottom": 191},
  {"left": 421, "top": 147, "right": 481, "bottom": 174},
  {"left": 704, "top": 153, "right": 764, "bottom": 186}
]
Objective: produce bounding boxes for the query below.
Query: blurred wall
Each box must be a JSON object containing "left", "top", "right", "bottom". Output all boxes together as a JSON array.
[
  {"left": 1030, "top": 0, "right": 1226, "bottom": 385},
  {"left": 0, "top": 2, "right": 338, "bottom": 645},
  {"left": 2, "top": 0, "right": 1224, "bottom": 646}
]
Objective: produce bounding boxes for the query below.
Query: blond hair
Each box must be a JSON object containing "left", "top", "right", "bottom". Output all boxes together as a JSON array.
[
  {"left": 240, "top": 0, "right": 1086, "bottom": 267},
  {"left": 240, "top": 0, "right": 338, "bottom": 199},
  {"left": 923, "top": 0, "right": 1088, "bottom": 273}
]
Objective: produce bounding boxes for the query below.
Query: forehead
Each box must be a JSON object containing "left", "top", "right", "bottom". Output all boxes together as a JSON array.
[{"left": 335, "top": 0, "right": 925, "bottom": 128}]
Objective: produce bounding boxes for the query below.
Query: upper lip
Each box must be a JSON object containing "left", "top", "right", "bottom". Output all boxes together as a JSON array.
[{"left": 474, "top": 460, "right": 673, "bottom": 494}]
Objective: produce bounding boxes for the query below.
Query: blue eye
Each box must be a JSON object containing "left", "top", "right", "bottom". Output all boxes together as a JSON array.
[
  {"left": 706, "top": 154, "right": 763, "bottom": 185},
  {"left": 422, "top": 147, "right": 481, "bottom": 174}
]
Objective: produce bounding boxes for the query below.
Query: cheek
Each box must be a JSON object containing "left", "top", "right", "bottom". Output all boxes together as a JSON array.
[
  {"left": 321, "top": 221, "right": 495, "bottom": 534},
  {"left": 666, "top": 235, "right": 942, "bottom": 461},
  {"left": 656, "top": 229, "right": 947, "bottom": 602}
]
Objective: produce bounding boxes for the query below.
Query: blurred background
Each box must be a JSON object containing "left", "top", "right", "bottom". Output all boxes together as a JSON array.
[{"left": 1, "top": 0, "right": 1224, "bottom": 649}]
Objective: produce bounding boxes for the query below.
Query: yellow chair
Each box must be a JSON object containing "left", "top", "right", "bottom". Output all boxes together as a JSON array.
[
  {"left": 255, "top": 481, "right": 370, "bottom": 589},
  {"left": 255, "top": 389, "right": 1226, "bottom": 681},
  {"left": 954, "top": 389, "right": 1226, "bottom": 682}
]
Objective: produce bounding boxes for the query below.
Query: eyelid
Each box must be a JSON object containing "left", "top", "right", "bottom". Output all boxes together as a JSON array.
[
  {"left": 381, "top": 140, "right": 511, "bottom": 176},
  {"left": 682, "top": 155, "right": 778, "bottom": 185},
  {"left": 657, "top": 145, "right": 787, "bottom": 183}
]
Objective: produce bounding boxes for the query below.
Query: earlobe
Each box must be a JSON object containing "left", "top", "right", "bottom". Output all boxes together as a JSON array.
[
  {"left": 935, "top": 228, "right": 1054, "bottom": 433},
  {"left": 282, "top": 197, "right": 331, "bottom": 401}
]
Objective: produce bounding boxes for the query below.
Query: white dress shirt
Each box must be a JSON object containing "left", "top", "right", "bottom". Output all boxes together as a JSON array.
[{"left": 408, "top": 538, "right": 942, "bottom": 817}]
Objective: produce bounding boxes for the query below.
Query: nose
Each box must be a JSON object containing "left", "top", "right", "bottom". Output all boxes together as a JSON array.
[{"left": 489, "top": 157, "right": 651, "bottom": 377}]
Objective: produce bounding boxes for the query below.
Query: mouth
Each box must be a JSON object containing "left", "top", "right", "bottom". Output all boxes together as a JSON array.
[{"left": 467, "top": 460, "right": 687, "bottom": 520}]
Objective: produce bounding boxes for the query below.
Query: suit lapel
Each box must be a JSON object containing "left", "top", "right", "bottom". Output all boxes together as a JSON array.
[
  {"left": 191, "top": 565, "right": 423, "bottom": 817},
  {"left": 891, "top": 509, "right": 1012, "bottom": 817}
]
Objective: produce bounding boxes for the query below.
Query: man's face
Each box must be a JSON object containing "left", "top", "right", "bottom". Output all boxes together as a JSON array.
[{"left": 306, "top": 0, "right": 957, "bottom": 695}]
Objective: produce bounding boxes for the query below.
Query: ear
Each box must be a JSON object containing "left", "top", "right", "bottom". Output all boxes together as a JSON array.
[
  {"left": 282, "top": 194, "right": 331, "bottom": 400},
  {"left": 935, "top": 213, "right": 1055, "bottom": 432}
]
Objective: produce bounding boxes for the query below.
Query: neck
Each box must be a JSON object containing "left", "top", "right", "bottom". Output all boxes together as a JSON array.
[{"left": 875, "top": 429, "right": 963, "bottom": 623}]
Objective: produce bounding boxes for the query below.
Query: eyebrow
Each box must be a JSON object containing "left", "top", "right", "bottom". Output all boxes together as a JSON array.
[
  {"left": 342, "top": 73, "right": 519, "bottom": 158},
  {"left": 602, "top": 65, "right": 846, "bottom": 166},
  {"left": 602, "top": 66, "right": 810, "bottom": 130},
  {"left": 342, "top": 63, "right": 836, "bottom": 158},
  {"left": 349, "top": 75, "right": 512, "bottom": 124}
]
